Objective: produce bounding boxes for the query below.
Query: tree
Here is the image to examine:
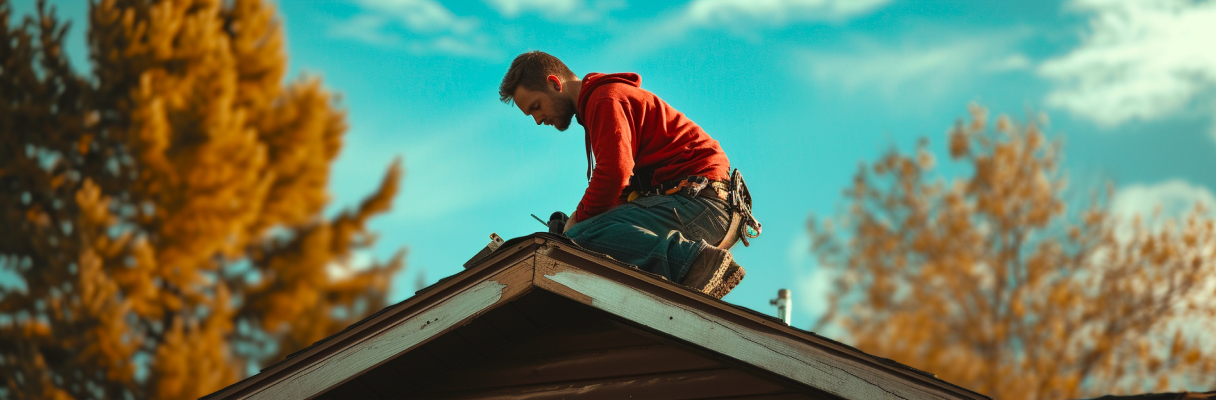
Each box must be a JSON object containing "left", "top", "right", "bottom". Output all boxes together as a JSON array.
[
  {"left": 809, "top": 104, "right": 1216, "bottom": 399},
  {"left": 0, "top": 1, "right": 404, "bottom": 398}
]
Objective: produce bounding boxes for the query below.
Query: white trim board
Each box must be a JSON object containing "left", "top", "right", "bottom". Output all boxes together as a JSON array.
[
  {"left": 245, "top": 280, "right": 506, "bottom": 400},
  {"left": 543, "top": 269, "right": 960, "bottom": 400}
]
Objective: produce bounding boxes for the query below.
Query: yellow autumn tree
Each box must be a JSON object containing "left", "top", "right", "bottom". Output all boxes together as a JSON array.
[
  {"left": 809, "top": 105, "right": 1216, "bottom": 399},
  {"left": 0, "top": 1, "right": 403, "bottom": 399}
]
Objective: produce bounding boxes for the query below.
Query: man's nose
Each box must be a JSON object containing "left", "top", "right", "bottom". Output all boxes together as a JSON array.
[{"left": 533, "top": 115, "right": 543, "bottom": 125}]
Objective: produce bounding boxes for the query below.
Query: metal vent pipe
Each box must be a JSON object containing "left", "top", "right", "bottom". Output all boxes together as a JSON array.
[{"left": 770, "top": 289, "right": 791, "bottom": 325}]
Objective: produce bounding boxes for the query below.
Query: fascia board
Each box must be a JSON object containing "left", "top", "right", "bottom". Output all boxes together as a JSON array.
[{"left": 203, "top": 239, "right": 543, "bottom": 400}]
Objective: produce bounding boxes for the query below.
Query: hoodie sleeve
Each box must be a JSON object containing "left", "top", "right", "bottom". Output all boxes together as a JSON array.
[{"left": 573, "top": 98, "right": 636, "bottom": 222}]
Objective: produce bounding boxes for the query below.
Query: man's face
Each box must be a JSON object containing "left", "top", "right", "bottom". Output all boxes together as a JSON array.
[{"left": 513, "top": 84, "right": 575, "bottom": 132}]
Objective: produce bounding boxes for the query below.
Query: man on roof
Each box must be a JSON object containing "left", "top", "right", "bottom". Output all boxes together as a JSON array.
[{"left": 499, "top": 51, "right": 746, "bottom": 299}]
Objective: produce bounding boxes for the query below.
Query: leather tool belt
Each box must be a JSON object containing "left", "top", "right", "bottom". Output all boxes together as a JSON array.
[
  {"left": 624, "top": 176, "right": 726, "bottom": 202},
  {"left": 662, "top": 176, "right": 729, "bottom": 201},
  {"left": 623, "top": 170, "right": 762, "bottom": 248}
]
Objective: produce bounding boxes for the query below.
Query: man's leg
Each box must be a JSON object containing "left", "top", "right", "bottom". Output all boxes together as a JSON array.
[{"left": 565, "top": 195, "right": 730, "bottom": 282}]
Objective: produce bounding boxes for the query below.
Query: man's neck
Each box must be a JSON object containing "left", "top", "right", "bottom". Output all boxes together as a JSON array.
[{"left": 566, "top": 79, "right": 583, "bottom": 103}]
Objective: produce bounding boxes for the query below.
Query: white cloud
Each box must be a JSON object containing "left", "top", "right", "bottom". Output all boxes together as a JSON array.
[
  {"left": 986, "top": 53, "right": 1031, "bottom": 72},
  {"left": 332, "top": 0, "right": 496, "bottom": 58},
  {"left": 681, "top": 0, "right": 889, "bottom": 28},
  {"left": 418, "top": 36, "right": 496, "bottom": 58},
  {"left": 1039, "top": 0, "right": 1216, "bottom": 127},
  {"left": 802, "top": 33, "right": 1029, "bottom": 100},
  {"left": 331, "top": 14, "right": 400, "bottom": 46},
  {"left": 788, "top": 232, "right": 833, "bottom": 329},
  {"left": 363, "top": 0, "right": 476, "bottom": 34},
  {"left": 797, "top": 266, "right": 834, "bottom": 328},
  {"left": 610, "top": 0, "right": 889, "bottom": 61},
  {"left": 1111, "top": 179, "right": 1216, "bottom": 226},
  {"left": 485, "top": 0, "right": 622, "bottom": 22},
  {"left": 487, "top": 0, "right": 580, "bottom": 17}
]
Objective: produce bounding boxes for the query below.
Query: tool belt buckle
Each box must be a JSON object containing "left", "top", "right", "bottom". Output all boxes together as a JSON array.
[{"left": 666, "top": 176, "right": 709, "bottom": 198}]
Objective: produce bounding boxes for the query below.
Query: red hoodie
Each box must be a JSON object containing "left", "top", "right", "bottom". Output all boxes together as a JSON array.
[{"left": 572, "top": 72, "right": 730, "bottom": 222}]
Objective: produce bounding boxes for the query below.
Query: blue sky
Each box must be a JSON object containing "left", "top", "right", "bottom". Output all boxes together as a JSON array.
[{"left": 12, "top": 0, "right": 1216, "bottom": 329}]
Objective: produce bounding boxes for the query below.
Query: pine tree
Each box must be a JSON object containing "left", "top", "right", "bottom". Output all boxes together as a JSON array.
[
  {"left": 0, "top": 1, "right": 404, "bottom": 398},
  {"left": 809, "top": 105, "right": 1216, "bottom": 399}
]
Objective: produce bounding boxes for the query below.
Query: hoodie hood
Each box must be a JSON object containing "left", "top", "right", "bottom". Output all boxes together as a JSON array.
[
  {"left": 576, "top": 72, "right": 641, "bottom": 127},
  {"left": 575, "top": 72, "right": 642, "bottom": 182}
]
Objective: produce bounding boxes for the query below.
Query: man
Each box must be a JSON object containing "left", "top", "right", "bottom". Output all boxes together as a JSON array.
[{"left": 499, "top": 51, "right": 745, "bottom": 299}]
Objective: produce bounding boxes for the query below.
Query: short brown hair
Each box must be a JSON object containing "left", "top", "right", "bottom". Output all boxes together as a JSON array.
[{"left": 499, "top": 51, "right": 577, "bottom": 104}]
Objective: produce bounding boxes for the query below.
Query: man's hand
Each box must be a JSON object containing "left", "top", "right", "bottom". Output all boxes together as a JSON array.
[{"left": 563, "top": 213, "right": 579, "bottom": 234}]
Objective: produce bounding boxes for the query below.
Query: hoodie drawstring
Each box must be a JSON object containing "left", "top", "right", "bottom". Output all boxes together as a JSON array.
[{"left": 585, "top": 130, "right": 593, "bottom": 181}]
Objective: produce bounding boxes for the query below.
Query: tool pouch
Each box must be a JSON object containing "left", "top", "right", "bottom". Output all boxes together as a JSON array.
[{"left": 727, "top": 169, "right": 762, "bottom": 246}]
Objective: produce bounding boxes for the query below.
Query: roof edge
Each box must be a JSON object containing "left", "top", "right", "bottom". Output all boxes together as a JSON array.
[
  {"left": 203, "top": 238, "right": 545, "bottom": 399},
  {"left": 531, "top": 239, "right": 990, "bottom": 400}
]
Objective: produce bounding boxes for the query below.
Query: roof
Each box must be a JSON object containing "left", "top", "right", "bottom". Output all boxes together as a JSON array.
[
  {"left": 1084, "top": 392, "right": 1216, "bottom": 400},
  {"left": 203, "top": 232, "right": 991, "bottom": 399}
]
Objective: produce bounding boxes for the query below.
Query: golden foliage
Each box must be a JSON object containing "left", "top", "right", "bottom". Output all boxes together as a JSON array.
[
  {"left": 810, "top": 104, "right": 1216, "bottom": 399},
  {"left": 0, "top": 1, "right": 404, "bottom": 398}
]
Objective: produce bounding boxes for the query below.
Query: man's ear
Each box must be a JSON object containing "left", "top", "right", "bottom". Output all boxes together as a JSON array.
[{"left": 546, "top": 75, "right": 563, "bottom": 93}]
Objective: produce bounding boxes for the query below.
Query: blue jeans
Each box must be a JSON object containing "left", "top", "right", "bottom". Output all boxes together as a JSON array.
[{"left": 565, "top": 194, "right": 731, "bottom": 282}]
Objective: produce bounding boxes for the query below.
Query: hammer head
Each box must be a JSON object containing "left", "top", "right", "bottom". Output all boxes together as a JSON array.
[{"left": 548, "top": 211, "right": 570, "bottom": 235}]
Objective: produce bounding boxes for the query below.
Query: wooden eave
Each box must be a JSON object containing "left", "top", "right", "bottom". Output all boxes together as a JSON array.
[{"left": 203, "top": 233, "right": 990, "bottom": 400}]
